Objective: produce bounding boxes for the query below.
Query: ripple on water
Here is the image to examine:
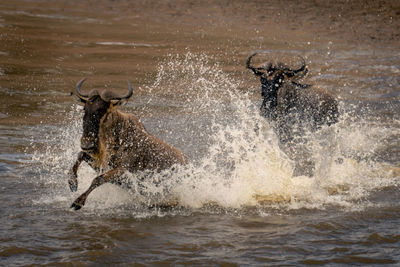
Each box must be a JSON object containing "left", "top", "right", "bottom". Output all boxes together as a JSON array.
[{"left": 0, "top": 4, "right": 399, "bottom": 264}]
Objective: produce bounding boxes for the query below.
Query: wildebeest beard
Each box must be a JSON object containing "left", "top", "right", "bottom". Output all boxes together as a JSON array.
[
  {"left": 69, "top": 78, "right": 188, "bottom": 210},
  {"left": 260, "top": 74, "right": 283, "bottom": 120},
  {"left": 246, "top": 53, "right": 339, "bottom": 177},
  {"left": 81, "top": 96, "right": 109, "bottom": 152}
]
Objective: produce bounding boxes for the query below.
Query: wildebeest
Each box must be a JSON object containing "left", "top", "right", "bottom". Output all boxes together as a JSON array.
[
  {"left": 68, "top": 78, "right": 188, "bottom": 210},
  {"left": 246, "top": 53, "right": 339, "bottom": 176}
]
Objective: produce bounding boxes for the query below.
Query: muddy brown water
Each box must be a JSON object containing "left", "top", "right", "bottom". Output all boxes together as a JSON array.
[{"left": 1, "top": 1, "right": 399, "bottom": 265}]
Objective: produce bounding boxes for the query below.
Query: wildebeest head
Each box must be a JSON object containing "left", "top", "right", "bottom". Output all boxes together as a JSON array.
[
  {"left": 247, "top": 53, "right": 309, "bottom": 119},
  {"left": 74, "top": 78, "right": 133, "bottom": 152},
  {"left": 246, "top": 53, "right": 308, "bottom": 92}
]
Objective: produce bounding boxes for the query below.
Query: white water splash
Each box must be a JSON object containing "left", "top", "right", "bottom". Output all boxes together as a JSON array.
[{"left": 32, "top": 52, "right": 400, "bottom": 213}]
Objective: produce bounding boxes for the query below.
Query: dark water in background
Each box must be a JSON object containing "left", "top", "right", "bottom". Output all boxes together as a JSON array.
[{"left": 1, "top": 1, "right": 399, "bottom": 265}]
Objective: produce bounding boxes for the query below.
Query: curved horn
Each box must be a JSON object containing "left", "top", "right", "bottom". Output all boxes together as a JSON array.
[
  {"left": 100, "top": 81, "right": 134, "bottom": 102},
  {"left": 282, "top": 56, "right": 307, "bottom": 77},
  {"left": 246, "top": 53, "right": 275, "bottom": 76},
  {"left": 125, "top": 80, "right": 134, "bottom": 99},
  {"left": 292, "top": 56, "right": 306, "bottom": 73},
  {"left": 76, "top": 78, "right": 89, "bottom": 99},
  {"left": 246, "top": 53, "right": 258, "bottom": 70}
]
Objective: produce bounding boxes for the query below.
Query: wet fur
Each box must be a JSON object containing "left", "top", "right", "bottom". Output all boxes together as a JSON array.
[
  {"left": 97, "top": 106, "right": 188, "bottom": 171},
  {"left": 69, "top": 88, "right": 187, "bottom": 210},
  {"left": 247, "top": 54, "right": 339, "bottom": 176}
]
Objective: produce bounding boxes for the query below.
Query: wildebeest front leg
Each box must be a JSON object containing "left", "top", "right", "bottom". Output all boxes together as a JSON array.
[
  {"left": 70, "top": 168, "right": 125, "bottom": 210},
  {"left": 68, "top": 151, "right": 92, "bottom": 192}
]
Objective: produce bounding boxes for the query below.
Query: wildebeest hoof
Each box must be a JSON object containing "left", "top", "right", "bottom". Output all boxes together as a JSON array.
[
  {"left": 68, "top": 178, "right": 78, "bottom": 192},
  {"left": 70, "top": 202, "right": 82, "bottom": 210}
]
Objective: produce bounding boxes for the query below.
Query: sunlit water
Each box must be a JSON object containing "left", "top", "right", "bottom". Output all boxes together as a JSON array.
[{"left": 1, "top": 2, "right": 399, "bottom": 265}]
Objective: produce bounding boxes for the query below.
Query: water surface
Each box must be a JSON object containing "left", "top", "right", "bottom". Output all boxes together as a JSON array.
[{"left": 1, "top": 1, "right": 399, "bottom": 265}]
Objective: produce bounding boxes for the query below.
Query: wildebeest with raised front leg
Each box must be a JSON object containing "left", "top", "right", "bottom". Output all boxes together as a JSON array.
[
  {"left": 246, "top": 53, "right": 339, "bottom": 176},
  {"left": 68, "top": 78, "right": 188, "bottom": 210}
]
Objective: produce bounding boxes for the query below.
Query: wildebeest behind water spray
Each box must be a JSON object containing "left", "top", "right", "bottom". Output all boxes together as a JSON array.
[
  {"left": 247, "top": 53, "right": 339, "bottom": 176},
  {"left": 68, "top": 78, "right": 188, "bottom": 210}
]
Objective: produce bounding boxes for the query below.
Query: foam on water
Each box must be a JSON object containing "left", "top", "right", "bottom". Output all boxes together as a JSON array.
[{"left": 32, "top": 52, "right": 400, "bottom": 214}]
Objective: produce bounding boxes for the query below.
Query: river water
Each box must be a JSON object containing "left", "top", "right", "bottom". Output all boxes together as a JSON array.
[{"left": 1, "top": 1, "right": 399, "bottom": 265}]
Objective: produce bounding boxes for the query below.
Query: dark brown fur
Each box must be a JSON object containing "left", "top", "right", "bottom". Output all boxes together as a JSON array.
[
  {"left": 247, "top": 53, "right": 339, "bottom": 176},
  {"left": 276, "top": 82, "right": 339, "bottom": 143},
  {"left": 69, "top": 79, "right": 187, "bottom": 210}
]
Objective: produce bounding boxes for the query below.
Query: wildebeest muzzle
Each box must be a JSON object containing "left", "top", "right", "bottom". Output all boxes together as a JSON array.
[{"left": 80, "top": 134, "right": 98, "bottom": 152}]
